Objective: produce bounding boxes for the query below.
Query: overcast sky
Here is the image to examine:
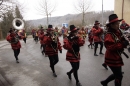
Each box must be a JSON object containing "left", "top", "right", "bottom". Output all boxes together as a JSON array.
[{"left": 17, "top": 0, "right": 114, "bottom": 20}]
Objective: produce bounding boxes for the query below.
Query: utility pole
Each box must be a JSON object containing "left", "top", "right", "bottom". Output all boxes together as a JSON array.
[
  {"left": 102, "top": 0, "right": 103, "bottom": 25},
  {"left": 122, "top": 0, "right": 124, "bottom": 19}
]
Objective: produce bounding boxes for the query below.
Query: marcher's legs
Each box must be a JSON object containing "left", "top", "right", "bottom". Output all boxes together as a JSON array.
[
  {"left": 101, "top": 66, "right": 123, "bottom": 86},
  {"left": 23, "top": 38, "right": 26, "bottom": 43},
  {"left": 48, "top": 54, "right": 59, "bottom": 77},
  {"left": 94, "top": 42, "right": 98, "bottom": 56},
  {"left": 102, "top": 63, "right": 108, "bottom": 70},
  {"left": 68, "top": 62, "right": 81, "bottom": 86},
  {"left": 99, "top": 41, "right": 104, "bottom": 54},
  {"left": 13, "top": 48, "right": 20, "bottom": 63}
]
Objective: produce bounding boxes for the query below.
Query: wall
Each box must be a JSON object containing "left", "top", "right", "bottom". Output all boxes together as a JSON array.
[{"left": 114, "top": 0, "right": 130, "bottom": 24}]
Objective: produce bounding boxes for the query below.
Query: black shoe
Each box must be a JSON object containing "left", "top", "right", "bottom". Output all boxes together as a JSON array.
[
  {"left": 122, "top": 72, "right": 124, "bottom": 74},
  {"left": 88, "top": 45, "right": 90, "bottom": 48},
  {"left": 76, "top": 82, "right": 82, "bottom": 86},
  {"left": 67, "top": 72, "right": 71, "bottom": 80},
  {"left": 53, "top": 73, "right": 57, "bottom": 77},
  {"left": 42, "top": 51, "right": 44, "bottom": 55},
  {"left": 16, "top": 60, "right": 19, "bottom": 63},
  {"left": 94, "top": 54, "right": 98, "bottom": 56},
  {"left": 99, "top": 52, "right": 104, "bottom": 55},
  {"left": 102, "top": 64, "right": 108, "bottom": 70},
  {"left": 100, "top": 81, "right": 107, "bottom": 86}
]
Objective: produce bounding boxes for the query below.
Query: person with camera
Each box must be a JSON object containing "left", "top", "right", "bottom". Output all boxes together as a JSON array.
[
  {"left": 6, "top": 28, "right": 21, "bottom": 63},
  {"left": 43, "top": 25, "right": 62, "bottom": 77},
  {"left": 101, "top": 14, "right": 129, "bottom": 86},
  {"left": 63, "top": 25, "right": 84, "bottom": 86}
]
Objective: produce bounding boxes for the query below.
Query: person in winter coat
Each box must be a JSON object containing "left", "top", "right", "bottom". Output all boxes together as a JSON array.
[
  {"left": 101, "top": 14, "right": 129, "bottom": 86},
  {"left": 120, "top": 20, "right": 129, "bottom": 30},
  {"left": 6, "top": 28, "right": 21, "bottom": 63},
  {"left": 91, "top": 21, "right": 104, "bottom": 56},
  {"left": 43, "top": 25, "right": 62, "bottom": 77},
  {"left": 63, "top": 25, "right": 84, "bottom": 86}
]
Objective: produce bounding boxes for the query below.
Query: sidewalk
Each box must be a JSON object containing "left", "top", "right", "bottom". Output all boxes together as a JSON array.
[
  {"left": 0, "top": 39, "right": 11, "bottom": 86},
  {"left": 0, "top": 40, "right": 10, "bottom": 48},
  {"left": 0, "top": 35, "right": 33, "bottom": 86}
]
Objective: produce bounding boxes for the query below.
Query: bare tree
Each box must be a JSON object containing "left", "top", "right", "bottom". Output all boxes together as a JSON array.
[
  {"left": 0, "top": 0, "right": 25, "bottom": 38},
  {"left": 35, "top": 0, "right": 56, "bottom": 25},
  {"left": 0, "top": 0, "right": 3, "bottom": 6},
  {"left": 74, "top": 0, "right": 93, "bottom": 26}
]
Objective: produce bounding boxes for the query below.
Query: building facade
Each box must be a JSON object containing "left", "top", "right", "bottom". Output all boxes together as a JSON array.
[{"left": 114, "top": 0, "right": 130, "bottom": 24}]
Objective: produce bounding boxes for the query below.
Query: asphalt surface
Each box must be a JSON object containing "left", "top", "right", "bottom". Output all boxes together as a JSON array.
[{"left": 0, "top": 36, "right": 130, "bottom": 86}]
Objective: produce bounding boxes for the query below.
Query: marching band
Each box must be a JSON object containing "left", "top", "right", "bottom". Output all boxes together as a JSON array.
[{"left": 5, "top": 14, "right": 130, "bottom": 86}]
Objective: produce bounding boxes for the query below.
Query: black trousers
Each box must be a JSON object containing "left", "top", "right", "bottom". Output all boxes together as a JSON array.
[
  {"left": 104, "top": 66, "right": 123, "bottom": 86},
  {"left": 69, "top": 62, "right": 80, "bottom": 83},
  {"left": 48, "top": 54, "right": 59, "bottom": 73},
  {"left": 23, "top": 38, "right": 26, "bottom": 43},
  {"left": 35, "top": 36, "right": 38, "bottom": 42},
  {"left": 13, "top": 48, "right": 20, "bottom": 60},
  {"left": 41, "top": 44, "right": 46, "bottom": 53},
  {"left": 94, "top": 41, "right": 103, "bottom": 54}
]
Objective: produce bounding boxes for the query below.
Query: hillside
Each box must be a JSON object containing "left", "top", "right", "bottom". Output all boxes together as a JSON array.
[{"left": 27, "top": 11, "right": 114, "bottom": 27}]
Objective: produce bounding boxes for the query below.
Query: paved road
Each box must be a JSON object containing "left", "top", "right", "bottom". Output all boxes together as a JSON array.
[{"left": 0, "top": 37, "right": 130, "bottom": 86}]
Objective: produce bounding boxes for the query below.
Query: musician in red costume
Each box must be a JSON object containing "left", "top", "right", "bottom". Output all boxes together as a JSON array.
[
  {"left": 63, "top": 25, "right": 84, "bottom": 86},
  {"left": 80, "top": 26, "right": 86, "bottom": 40},
  {"left": 120, "top": 20, "right": 129, "bottom": 30},
  {"left": 43, "top": 25, "right": 62, "bottom": 77},
  {"left": 88, "top": 30, "right": 94, "bottom": 49},
  {"left": 101, "top": 14, "right": 129, "bottom": 86},
  {"left": 39, "top": 27, "right": 45, "bottom": 55},
  {"left": 6, "top": 28, "right": 21, "bottom": 63},
  {"left": 91, "top": 21, "right": 104, "bottom": 56}
]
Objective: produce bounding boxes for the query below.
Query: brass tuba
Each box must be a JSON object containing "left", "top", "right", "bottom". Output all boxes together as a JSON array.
[
  {"left": 12, "top": 18, "right": 24, "bottom": 30},
  {"left": 10, "top": 18, "right": 24, "bottom": 44}
]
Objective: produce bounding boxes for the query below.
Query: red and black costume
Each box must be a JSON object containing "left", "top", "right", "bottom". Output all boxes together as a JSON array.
[
  {"left": 18, "top": 30, "right": 27, "bottom": 43},
  {"left": 120, "top": 20, "right": 129, "bottom": 30},
  {"left": 6, "top": 29, "right": 21, "bottom": 63},
  {"left": 63, "top": 25, "right": 84, "bottom": 86},
  {"left": 101, "top": 14, "right": 129, "bottom": 86},
  {"left": 38, "top": 28, "right": 45, "bottom": 54},
  {"left": 92, "top": 21, "right": 104, "bottom": 56},
  {"left": 43, "top": 25, "right": 62, "bottom": 77},
  {"left": 88, "top": 30, "right": 94, "bottom": 49}
]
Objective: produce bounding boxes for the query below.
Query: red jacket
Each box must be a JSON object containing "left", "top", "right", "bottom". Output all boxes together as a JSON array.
[
  {"left": 63, "top": 37, "right": 84, "bottom": 62},
  {"left": 104, "top": 30, "right": 126, "bottom": 67},
  {"left": 88, "top": 31, "right": 93, "bottom": 43},
  {"left": 6, "top": 33, "right": 21, "bottom": 49},
  {"left": 43, "top": 35, "right": 62, "bottom": 56},
  {"left": 39, "top": 32, "right": 45, "bottom": 45},
  {"left": 91, "top": 27, "right": 103, "bottom": 42},
  {"left": 120, "top": 23, "right": 129, "bottom": 30}
]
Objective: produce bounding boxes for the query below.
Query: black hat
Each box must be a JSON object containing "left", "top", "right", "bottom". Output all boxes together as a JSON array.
[
  {"left": 48, "top": 25, "right": 53, "bottom": 28},
  {"left": 94, "top": 20, "right": 100, "bottom": 25},
  {"left": 41, "top": 26, "right": 43, "bottom": 29},
  {"left": 70, "top": 25, "right": 77, "bottom": 32},
  {"left": 106, "top": 14, "right": 123, "bottom": 26},
  {"left": 47, "top": 25, "right": 53, "bottom": 32},
  {"left": 9, "top": 29, "right": 13, "bottom": 33}
]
